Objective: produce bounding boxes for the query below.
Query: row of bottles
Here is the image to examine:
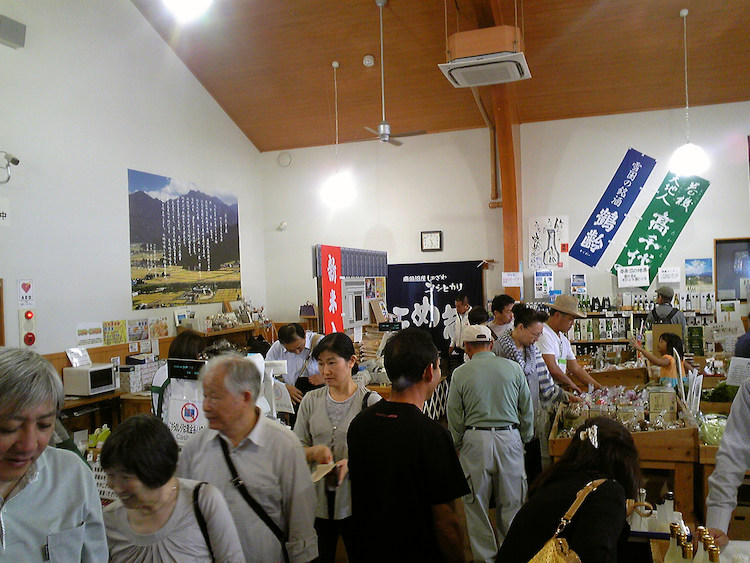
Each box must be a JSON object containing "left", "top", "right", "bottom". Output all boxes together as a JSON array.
[
  {"left": 664, "top": 523, "right": 720, "bottom": 562},
  {"left": 574, "top": 292, "right": 715, "bottom": 315},
  {"left": 570, "top": 317, "right": 628, "bottom": 342}
]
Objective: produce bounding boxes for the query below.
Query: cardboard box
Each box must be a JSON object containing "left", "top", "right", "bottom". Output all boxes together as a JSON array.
[{"left": 648, "top": 386, "right": 677, "bottom": 421}]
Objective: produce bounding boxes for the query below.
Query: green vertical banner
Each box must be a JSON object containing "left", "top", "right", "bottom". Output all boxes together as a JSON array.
[{"left": 612, "top": 173, "right": 710, "bottom": 285}]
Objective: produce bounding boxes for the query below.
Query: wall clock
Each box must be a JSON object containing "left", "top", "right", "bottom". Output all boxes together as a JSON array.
[{"left": 421, "top": 230, "right": 443, "bottom": 252}]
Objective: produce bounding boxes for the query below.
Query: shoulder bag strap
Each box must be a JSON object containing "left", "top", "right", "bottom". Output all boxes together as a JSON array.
[
  {"left": 361, "top": 390, "right": 373, "bottom": 411},
  {"left": 192, "top": 482, "right": 215, "bottom": 562},
  {"left": 554, "top": 478, "right": 608, "bottom": 538},
  {"left": 218, "top": 437, "right": 290, "bottom": 563},
  {"left": 665, "top": 308, "right": 678, "bottom": 323}
]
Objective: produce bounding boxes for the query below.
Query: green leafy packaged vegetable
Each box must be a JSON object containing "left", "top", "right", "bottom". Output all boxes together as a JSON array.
[
  {"left": 701, "top": 382, "right": 740, "bottom": 403},
  {"left": 699, "top": 414, "right": 728, "bottom": 446}
]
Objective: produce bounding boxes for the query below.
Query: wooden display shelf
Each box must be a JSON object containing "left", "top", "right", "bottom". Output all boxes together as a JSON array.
[
  {"left": 550, "top": 404, "right": 699, "bottom": 522},
  {"left": 700, "top": 401, "right": 732, "bottom": 415},
  {"left": 63, "top": 390, "right": 125, "bottom": 411},
  {"left": 179, "top": 323, "right": 262, "bottom": 338},
  {"left": 120, "top": 392, "right": 153, "bottom": 420},
  {"left": 590, "top": 367, "right": 649, "bottom": 388}
]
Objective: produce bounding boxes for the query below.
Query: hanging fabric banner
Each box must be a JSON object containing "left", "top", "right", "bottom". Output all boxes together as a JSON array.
[
  {"left": 386, "top": 261, "right": 483, "bottom": 356},
  {"left": 611, "top": 173, "right": 710, "bottom": 286},
  {"left": 320, "top": 245, "right": 344, "bottom": 333},
  {"left": 569, "top": 148, "right": 656, "bottom": 267}
]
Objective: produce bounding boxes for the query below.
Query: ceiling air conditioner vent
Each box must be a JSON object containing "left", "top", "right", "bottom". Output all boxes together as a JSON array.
[{"left": 439, "top": 51, "right": 531, "bottom": 88}]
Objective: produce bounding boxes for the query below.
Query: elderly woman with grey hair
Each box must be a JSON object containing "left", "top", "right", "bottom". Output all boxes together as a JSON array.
[{"left": 0, "top": 347, "right": 108, "bottom": 561}]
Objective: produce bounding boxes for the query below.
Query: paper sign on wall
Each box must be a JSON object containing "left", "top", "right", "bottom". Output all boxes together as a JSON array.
[
  {"left": 0, "top": 196, "right": 10, "bottom": 227},
  {"left": 530, "top": 216, "right": 569, "bottom": 270},
  {"left": 571, "top": 274, "right": 587, "bottom": 295},
  {"left": 534, "top": 270, "right": 554, "bottom": 298},
  {"left": 658, "top": 267, "right": 681, "bottom": 283},
  {"left": 76, "top": 322, "right": 104, "bottom": 348},
  {"left": 502, "top": 272, "right": 523, "bottom": 287},
  {"left": 617, "top": 265, "right": 650, "bottom": 288},
  {"left": 17, "top": 279, "right": 33, "bottom": 307}
]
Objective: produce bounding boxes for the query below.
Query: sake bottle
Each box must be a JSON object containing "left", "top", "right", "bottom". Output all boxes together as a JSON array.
[
  {"left": 586, "top": 319, "right": 593, "bottom": 341},
  {"left": 693, "top": 529, "right": 708, "bottom": 563},
  {"left": 707, "top": 545, "right": 720, "bottom": 562},
  {"left": 680, "top": 541, "right": 694, "bottom": 561},
  {"left": 664, "top": 524, "right": 682, "bottom": 563}
]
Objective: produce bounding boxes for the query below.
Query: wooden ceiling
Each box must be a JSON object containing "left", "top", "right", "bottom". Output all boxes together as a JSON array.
[{"left": 131, "top": 0, "right": 750, "bottom": 153}]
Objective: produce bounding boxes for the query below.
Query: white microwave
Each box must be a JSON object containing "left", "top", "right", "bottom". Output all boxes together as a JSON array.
[{"left": 63, "top": 363, "right": 117, "bottom": 396}]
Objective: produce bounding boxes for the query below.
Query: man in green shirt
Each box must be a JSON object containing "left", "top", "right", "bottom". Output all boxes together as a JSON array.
[{"left": 446, "top": 324, "right": 534, "bottom": 563}]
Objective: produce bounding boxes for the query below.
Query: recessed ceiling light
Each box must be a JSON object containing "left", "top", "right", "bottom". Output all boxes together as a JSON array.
[{"left": 363, "top": 55, "right": 375, "bottom": 67}]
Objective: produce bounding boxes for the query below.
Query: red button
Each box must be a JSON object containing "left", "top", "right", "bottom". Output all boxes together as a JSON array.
[
  {"left": 24, "top": 310, "right": 34, "bottom": 320},
  {"left": 23, "top": 332, "right": 36, "bottom": 346}
]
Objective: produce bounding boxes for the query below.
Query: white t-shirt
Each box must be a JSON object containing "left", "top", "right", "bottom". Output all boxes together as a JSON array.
[
  {"left": 537, "top": 323, "right": 576, "bottom": 373},
  {"left": 487, "top": 320, "right": 513, "bottom": 339}
]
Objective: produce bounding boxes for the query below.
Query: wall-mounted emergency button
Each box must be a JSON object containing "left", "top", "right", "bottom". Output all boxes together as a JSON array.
[{"left": 18, "top": 309, "right": 36, "bottom": 348}]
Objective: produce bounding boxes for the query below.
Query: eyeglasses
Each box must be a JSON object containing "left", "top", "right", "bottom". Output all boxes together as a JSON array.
[{"left": 525, "top": 326, "right": 544, "bottom": 339}]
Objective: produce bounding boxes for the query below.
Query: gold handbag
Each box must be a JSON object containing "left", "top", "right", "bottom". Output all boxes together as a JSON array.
[{"left": 528, "top": 479, "right": 607, "bottom": 563}]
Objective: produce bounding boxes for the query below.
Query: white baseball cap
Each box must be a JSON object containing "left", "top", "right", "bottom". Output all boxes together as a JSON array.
[{"left": 463, "top": 325, "right": 493, "bottom": 343}]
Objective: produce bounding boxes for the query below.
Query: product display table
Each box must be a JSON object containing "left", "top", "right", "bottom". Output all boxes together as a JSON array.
[{"left": 550, "top": 406, "right": 699, "bottom": 522}]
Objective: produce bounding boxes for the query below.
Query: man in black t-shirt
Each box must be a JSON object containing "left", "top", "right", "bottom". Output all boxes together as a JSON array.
[{"left": 348, "top": 327, "right": 469, "bottom": 563}]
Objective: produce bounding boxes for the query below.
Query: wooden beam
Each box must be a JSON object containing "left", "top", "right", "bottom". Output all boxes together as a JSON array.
[{"left": 492, "top": 83, "right": 522, "bottom": 300}]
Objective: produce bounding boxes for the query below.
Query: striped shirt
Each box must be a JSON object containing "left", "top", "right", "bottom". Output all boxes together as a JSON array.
[{"left": 493, "top": 328, "right": 563, "bottom": 412}]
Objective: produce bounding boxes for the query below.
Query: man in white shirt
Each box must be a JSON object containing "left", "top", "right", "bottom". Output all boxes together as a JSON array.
[
  {"left": 448, "top": 291, "right": 472, "bottom": 372},
  {"left": 706, "top": 378, "right": 750, "bottom": 548},
  {"left": 537, "top": 295, "right": 601, "bottom": 393},
  {"left": 266, "top": 323, "right": 324, "bottom": 405},
  {"left": 179, "top": 354, "right": 318, "bottom": 563}
]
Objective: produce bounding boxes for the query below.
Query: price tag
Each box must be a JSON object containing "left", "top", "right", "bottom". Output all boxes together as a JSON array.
[{"left": 605, "top": 311, "right": 614, "bottom": 317}]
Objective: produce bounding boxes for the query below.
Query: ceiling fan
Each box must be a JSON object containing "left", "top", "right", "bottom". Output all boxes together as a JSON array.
[{"left": 364, "top": 0, "right": 425, "bottom": 146}]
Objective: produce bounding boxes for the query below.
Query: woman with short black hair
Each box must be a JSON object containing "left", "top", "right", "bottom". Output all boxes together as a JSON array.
[
  {"left": 293, "top": 332, "right": 381, "bottom": 562},
  {"left": 498, "top": 417, "right": 641, "bottom": 562},
  {"left": 101, "top": 414, "right": 243, "bottom": 562}
]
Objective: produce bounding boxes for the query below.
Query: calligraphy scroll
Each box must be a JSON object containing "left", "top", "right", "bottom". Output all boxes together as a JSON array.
[
  {"left": 612, "top": 173, "right": 710, "bottom": 286},
  {"left": 570, "top": 148, "right": 656, "bottom": 267},
  {"left": 320, "top": 245, "right": 344, "bottom": 333}
]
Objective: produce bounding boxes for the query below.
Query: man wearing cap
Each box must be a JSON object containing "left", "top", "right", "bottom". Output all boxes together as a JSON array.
[
  {"left": 646, "top": 286, "right": 687, "bottom": 338},
  {"left": 446, "top": 324, "right": 533, "bottom": 561},
  {"left": 537, "top": 295, "right": 602, "bottom": 393}
]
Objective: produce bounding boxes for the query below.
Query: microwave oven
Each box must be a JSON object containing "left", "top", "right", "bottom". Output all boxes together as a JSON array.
[{"left": 63, "top": 363, "right": 117, "bottom": 396}]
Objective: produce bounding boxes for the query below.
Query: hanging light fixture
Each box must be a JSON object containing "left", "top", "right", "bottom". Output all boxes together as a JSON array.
[
  {"left": 668, "top": 8, "right": 709, "bottom": 177},
  {"left": 321, "top": 61, "right": 355, "bottom": 208},
  {"left": 162, "top": 0, "right": 213, "bottom": 24}
]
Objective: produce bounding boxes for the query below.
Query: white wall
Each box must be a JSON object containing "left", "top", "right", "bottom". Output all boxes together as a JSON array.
[
  {"left": 520, "top": 101, "right": 750, "bottom": 303},
  {"left": 0, "top": 1, "right": 265, "bottom": 353},
  {"left": 259, "top": 129, "right": 501, "bottom": 322}
]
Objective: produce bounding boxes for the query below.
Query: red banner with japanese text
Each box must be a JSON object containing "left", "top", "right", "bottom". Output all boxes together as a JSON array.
[{"left": 320, "top": 245, "right": 344, "bottom": 333}]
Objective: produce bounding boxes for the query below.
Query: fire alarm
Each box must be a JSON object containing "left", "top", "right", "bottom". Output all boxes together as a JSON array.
[{"left": 18, "top": 309, "right": 36, "bottom": 348}]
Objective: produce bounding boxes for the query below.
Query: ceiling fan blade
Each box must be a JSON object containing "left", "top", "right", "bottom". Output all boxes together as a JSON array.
[
  {"left": 391, "top": 130, "right": 427, "bottom": 139},
  {"left": 387, "top": 137, "right": 403, "bottom": 147},
  {"left": 364, "top": 126, "right": 379, "bottom": 136}
]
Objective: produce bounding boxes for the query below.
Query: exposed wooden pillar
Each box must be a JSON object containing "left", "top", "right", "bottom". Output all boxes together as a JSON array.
[
  {"left": 470, "top": 0, "right": 524, "bottom": 300},
  {"left": 492, "top": 83, "right": 522, "bottom": 300}
]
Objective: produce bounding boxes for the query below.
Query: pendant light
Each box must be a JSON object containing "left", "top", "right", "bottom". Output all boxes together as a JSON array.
[
  {"left": 321, "top": 61, "right": 355, "bottom": 208},
  {"left": 668, "top": 8, "right": 709, "bottom": 177}
]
